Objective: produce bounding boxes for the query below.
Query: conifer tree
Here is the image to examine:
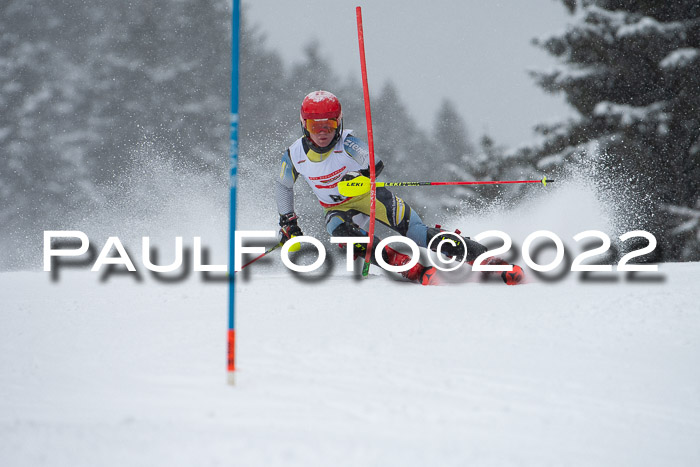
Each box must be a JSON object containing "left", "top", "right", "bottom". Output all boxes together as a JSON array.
[
  {"left": 432, "top": 100, "right": 477, "bottom": 212},
  {"left": 527, "top": 0, "right": 700, "bottom": 260},
  {"left": 433, "top": 99, "right": 473, "bottom": 160}
]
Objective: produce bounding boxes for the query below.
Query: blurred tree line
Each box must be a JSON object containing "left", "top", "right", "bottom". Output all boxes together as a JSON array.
[
  {"left": 1, "top": 0, "right": 697, "bottom": 269},
  {"left": 0, "top": 0, "right": 480, "bottom": 269},
  {"left": 0, "top": 0, "right": 232, "bottom": 268}
]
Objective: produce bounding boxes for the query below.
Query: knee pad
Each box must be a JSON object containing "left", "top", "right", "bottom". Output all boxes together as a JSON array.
[
  {"left": 331, "top": 221, "right": 367, "bottom": 237},
  {"left": 331, "top": 222, "right": 377, "bottom": 260}
]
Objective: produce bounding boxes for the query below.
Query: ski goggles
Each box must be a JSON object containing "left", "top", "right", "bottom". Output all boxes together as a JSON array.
[{"left": 305, "top": 118, "right": 339, "bottom": 134}]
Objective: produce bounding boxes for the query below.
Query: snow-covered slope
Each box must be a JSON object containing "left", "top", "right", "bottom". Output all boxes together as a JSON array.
[
  {"left": 2, "top": 174, "right": 699, "bottom": 466},
  {"left": 1, "top": 260, "right": 699, "bottom": 466}
]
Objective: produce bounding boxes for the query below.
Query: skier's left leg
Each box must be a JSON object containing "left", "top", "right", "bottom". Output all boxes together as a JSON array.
[
  {"left": 325, "top": 188, "right": 522, "bottom": 285},
  {"left": 370, "top": 189, "right": 524, "bottom": 285},
  {"left": 371, "top": 188, "right": 491, "bottom": 263}
]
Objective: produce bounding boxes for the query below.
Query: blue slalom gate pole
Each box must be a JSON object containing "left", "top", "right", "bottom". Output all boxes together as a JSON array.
[{"left": 227, "top": 0, "right": 240, "bottom": 385}]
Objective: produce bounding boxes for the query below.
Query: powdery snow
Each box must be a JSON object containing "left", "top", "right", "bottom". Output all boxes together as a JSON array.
[
  {"left": 1, "top": 258, "right": 699, "bottom": 467},
  {"left": 660, "top": 48, "right": 700, "bottom": 70},
  {"left": 593, "top": 101, "right": 668, "bottom": 128},
  {"left": 616, "top": 16, "right": 683, "bottom": 39},
  {"left": 2, "top": 177, "right": 699, "bottom": 466}
]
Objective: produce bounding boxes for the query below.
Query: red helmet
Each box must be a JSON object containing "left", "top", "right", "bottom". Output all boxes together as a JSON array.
[
  {"left": 301, "top": 90, "right": 342, "bottom": 120},
  {"left": 300, "top": 91, "right": 343, "bottom": 151}
]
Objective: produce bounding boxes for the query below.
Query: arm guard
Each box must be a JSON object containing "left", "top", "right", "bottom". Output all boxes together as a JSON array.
[
  {"left": 276, "top": 149, "right": 297, "bottom": 215},
  {"left": 344, "top": 134, "right": 383, "bottom": 174},
  {"left": 275, "top": 180, "right": 295, "bottom": 216}
]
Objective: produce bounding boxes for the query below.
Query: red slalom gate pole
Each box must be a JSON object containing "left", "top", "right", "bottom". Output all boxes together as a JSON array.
[{"left": 356, "top": 6, "right": 377, "bottom": 278}]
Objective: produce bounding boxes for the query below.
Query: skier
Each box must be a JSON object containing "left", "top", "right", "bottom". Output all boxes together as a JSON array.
[{"left": 275, "top": 90, "right": 523, "bottom": 285}]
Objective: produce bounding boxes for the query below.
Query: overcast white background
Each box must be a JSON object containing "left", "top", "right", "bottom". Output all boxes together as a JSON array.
[{"left": 246, "top": 0, "right": 578, "bottom": 146}]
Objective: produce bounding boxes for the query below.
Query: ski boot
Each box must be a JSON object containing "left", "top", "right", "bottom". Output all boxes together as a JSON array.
[
  {"left": 502, "top": 265, "right": 524, "bottom": 285},
  {"left": 427, "top": 225, "right": 524, "bottom": 285},
  {"left": 383, "top": 245, "right": 438, "bottom": 286},
  {"left": 477, "top": 256, "right": 525, "bottom": 285},
  {"left": 426, "top": 225, "right": 485, "bottom": 263}
]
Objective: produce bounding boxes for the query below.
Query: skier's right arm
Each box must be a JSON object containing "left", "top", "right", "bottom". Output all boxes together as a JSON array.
[{"left": 275, "top": 150, "right": 303, "bottom": 243}]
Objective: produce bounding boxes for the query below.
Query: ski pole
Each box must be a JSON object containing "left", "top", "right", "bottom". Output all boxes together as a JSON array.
[
  {"left": 234, "top": 234, "right": 303, "bottom": 273},
  {"left": 338, "top": 175, "right": 554, "bottom": 197},
  {"left": 235, "top": 242, "right": 282, "bottom": 273}
]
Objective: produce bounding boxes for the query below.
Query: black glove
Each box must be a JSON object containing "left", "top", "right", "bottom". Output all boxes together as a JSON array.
[
  {"left": 341, "top": 170, "right": 363, "bottom": 182},
  {"left": 278, "top": 212, "right": 303, "bottom": 244},
  {"left": 341, "top": 161, "right": 385, "bottom": 181},
  {"left": 359, "top": 160, "right": 384, "bottom": 178}
]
